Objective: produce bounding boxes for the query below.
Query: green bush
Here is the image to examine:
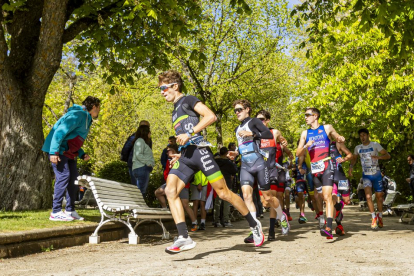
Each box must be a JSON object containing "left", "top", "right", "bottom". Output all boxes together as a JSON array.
[
  {"left": 96, "top": 160, "right": 130, "bottom": 184},
  {"left": 146, "top": 168, "right": 165, "bottom": 207}
]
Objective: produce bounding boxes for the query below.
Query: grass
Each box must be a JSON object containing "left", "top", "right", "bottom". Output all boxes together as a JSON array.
[{"left": 0, "top": 209, "right": 102, "bottom": 233}]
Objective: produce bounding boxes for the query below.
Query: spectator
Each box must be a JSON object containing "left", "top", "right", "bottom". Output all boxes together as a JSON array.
[
  {"left": 160, "top": 136, "right": 177, "bottom": 170},
  {"left": 132, "top": 125, "right": 155, "bottom": 197},
  {"left": 191, "top": 171, "right": 209, "bottom": 231},
  {"left": 406, "top": 154, "right": 414, "bottom": 201},
  {"left": 214, "top": 147, "right": 237, "bottom": 227},
  {"left": 121, "top": 120, "right": 152, "bottom": 185},
  {"left": 42, "top": 96, "right": 100, "bottom": 221}
]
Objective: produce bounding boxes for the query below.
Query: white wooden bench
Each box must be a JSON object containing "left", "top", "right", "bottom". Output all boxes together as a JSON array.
[{"left": 75, "top": 175, "right": 172, "bottom": 244}]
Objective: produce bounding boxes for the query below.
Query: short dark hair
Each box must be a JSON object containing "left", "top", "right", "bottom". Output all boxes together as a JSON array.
[
  {"left": 408, "top": 154, "right": 414, "bottom": 160},
  {"left": 158, "top": 70, "right": 183, "bottom": 92},
  {"left": 358, "top": 128, "right": 369, "bottom": 135},
  {"left": 305, "top": 107, "right": 320, "bottom": 119},
  {"left": 220, "top": 147, "right": 229, "bottom": 155},
  {"left": 228, "top": 142, "right": 235, "bottom": 148},
  {"left": 82, "top": 96, "right": 101, "bottom": 111},
  {"left": 167, "top": 144, "right": 179, "bottom": 153},
  {"left": 168, "top": 136, "right": 176, "bottom": 140},
  {"left": 256, "top": 110, "right": 270, "bottom": 120},
  {"left": 233, "top": 99, "right": 252, "bottom": 115}
]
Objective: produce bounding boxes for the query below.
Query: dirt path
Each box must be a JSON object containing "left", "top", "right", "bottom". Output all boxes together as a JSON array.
[{"left": 1, "top": 205, "right": 413, "bottom": 276}]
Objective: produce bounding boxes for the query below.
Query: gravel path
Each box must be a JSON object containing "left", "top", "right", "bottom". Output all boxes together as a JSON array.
[{"left": 1, "top": 205, "right": 413, "bottom": 276}]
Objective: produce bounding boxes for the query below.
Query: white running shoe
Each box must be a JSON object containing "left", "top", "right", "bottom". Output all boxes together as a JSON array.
[
  {"left": 250, "top": 220, "right": 264, "bottom": 247},
  {"left": 66, "top": 210, "right": 84, "bottom": 221},
  {"left": 49, "top": 211, "right": 74, "bottom": 221},
  {"left": 280, "top": 212, "right": 290, "bottom": 235},
  {"left": 319, "top": 215, "right": 325, "bottom": 229},
  {"left": 165, "top": 236, "right": 196, "bottom": 254}
]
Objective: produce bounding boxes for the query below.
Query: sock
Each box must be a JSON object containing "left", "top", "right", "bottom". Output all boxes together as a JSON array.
[
  {"left": 334, "top": 202, "right": 342, "bottom": 211},
  {"left": 300, "top": 212, "right": 305, "bottom": 217},
  {"left": 269, "top": 218, "right": 276, "bottom": 234},
  {"left": 251, "top": 211, "right": 257, "bottom": 218},
  {"left": 244, "top": 213, "right": 258, "bottom": 228},
  {"left": 326, "top": 217, "right": 333, "bottom": 229},
  {"left": 192, "top": 220, "right": 197, "bottom": 225},
  {"left": 371, "top": 212, "right": 376, "bottom": 219},
  {"left": 286, "top": 208, "right": 290, "bottom": 215},
  {"left": 201, "top": 219, "right": 206, "bottom": 224},
  {"left": 319, "top": 211, "right": 323, "bottom": 216},
  {"left": 176, "top": 222, "right": 188, "bottom": 238},
  {"left": 378, "top": 212, "right": 382, "bottom": 218},
  {"left": 275, "top": 205, "right": 283, "bottom": 220}
]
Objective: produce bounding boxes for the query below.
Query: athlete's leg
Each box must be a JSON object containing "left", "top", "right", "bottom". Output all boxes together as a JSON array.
[
  {"left": 181, "top": 198, "right": 196, "bottom": 222},
  {"left": 241, "top": 185, "right": 255, "bottom": 213},
  {"left": 200, "top": 200, "right": 207, "bottom": 221},
  {"left": 165, "top": 175, "right": 186, "bottom": 224},
  {"left": 364, "top": 186, "right": 375, "bottom": 213},
  {"left": 155, "top": 185, "right": 167, "bottom": 208}
]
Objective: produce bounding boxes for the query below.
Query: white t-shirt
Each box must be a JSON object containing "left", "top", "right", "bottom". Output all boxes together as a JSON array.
[{"left": 354, "top": 142, "right": 384, "bottom": 175}]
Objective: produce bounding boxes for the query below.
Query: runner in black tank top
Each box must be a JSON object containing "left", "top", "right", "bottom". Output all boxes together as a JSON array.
[{"left": 159, "top": 71, "right": 264, "bottom": 253}]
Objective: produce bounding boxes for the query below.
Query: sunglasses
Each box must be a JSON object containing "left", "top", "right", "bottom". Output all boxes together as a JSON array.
[
  {"left": 234, "top": 108, "right": 244, "bottom": 114},
  {"left": 304, "top": 113, "right": 314, "bottom": 117},
  {"left": 257, "top": 117, "right": 266, "bottom": 121},
  {"left": 159, "top": 83, "right": 177, "bottom": 92}
]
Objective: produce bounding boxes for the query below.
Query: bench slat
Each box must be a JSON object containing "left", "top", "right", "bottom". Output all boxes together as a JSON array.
[
  {"left": 90, "top": 180, "right": 141, "bottom": 193},
  {"left": 91, "top": 189, "right": 146, "bottom": 203}
]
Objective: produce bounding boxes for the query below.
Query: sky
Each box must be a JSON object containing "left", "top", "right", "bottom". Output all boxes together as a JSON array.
[{"left": 287, "top": 0, "right": 301, "bottom": 8}]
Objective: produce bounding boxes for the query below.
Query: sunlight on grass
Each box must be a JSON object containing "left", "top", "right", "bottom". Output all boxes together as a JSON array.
[{"left": 0, "top": 209, "right": 101, "bottom": 233}]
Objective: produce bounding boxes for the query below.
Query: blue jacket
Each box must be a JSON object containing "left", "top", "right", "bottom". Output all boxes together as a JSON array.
[
  {"left": 121, "top": 134, "right": 135, "bottom": 168},
  {"left": 42, "top": 104, "right": 92, "bottom": 159}
]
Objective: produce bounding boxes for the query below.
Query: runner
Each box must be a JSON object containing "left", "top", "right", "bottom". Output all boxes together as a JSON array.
[
  {"left": 294, "top": 147, "right": 308, "bottom": 224},
  {"left": 274, "top": 143, "right": 294, "bottom": 221},
  {"left": 349, "top": 128, "right": 390, "bottom": 230},
  {"left": 329, "top": 141, "right": 353, "bottom": 235},
  {"left": 296, "top": 107, "right": 345, "bottom": 239},
  {"left": 255, "top": 110, "right": 290, "bottom": 240},
  {"left": 282, "top": 161, "right": 294, "bottom": 221},
  {"left": 229, "top": 101, "right": 289, "bottom": 243},
  {"left": 159, "top": 71, "right": 264, "bottom": 254}
]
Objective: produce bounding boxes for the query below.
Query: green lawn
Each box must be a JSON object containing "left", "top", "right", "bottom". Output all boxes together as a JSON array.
[{"left": 0, "top": 209, "right": 102, "bottom": 233}]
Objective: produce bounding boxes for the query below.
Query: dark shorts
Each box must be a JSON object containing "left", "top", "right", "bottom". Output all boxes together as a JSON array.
[
  {"left": 240, "top": 155, "right": 270, "bottom": 191},
  {"left": 271, "top": 169, "right": 286, "bottom": 192},
  {"left": 296, "top": 180, "right": 307, "bottom": 193},
  {"left": 312, "top": 160, "right": 334, "bottom": 189},
  {"left": 169, "top": 145, "right": 223, "bottom": 185}
]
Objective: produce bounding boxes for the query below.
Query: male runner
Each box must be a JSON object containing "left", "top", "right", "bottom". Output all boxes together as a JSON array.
[
  {"left": 294, "top": 146, "right": 308, "bottom": 224},
  {"left": 159, "top": 71, "right": 263, "bottom": 253},
  {"left": 349, "top": 128, "right": 390, "bottom": 230},
  {"left": 296, "top": 107, "right": 345, "bottom": 239},
  {"left": 229, "top": 100, "right": 289, "bottom": 243},
  {"left": 329, "top": 141, "right": 352, "bottom": 235},
  {"left": 256, "top": 110, "right": 290, "bottom": 240}
]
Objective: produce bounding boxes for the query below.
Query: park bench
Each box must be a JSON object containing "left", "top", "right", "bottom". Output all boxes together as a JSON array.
[
  {"left": 359, "top": 193, "right": 375, "bottom": 211},
  {"left": 75, "top": 175, "right": 172, "bottom": 244},
  {"left": 393, "top": 204, "right": 414, "bottom": 225}
]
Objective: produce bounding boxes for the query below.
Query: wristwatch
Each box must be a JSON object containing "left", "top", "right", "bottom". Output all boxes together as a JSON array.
[{"left": 188, "top": 128, "right": 195, "bottom": 135}]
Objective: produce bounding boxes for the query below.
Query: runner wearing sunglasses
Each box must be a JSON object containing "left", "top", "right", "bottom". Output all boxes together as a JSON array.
[
  {"left": 296, "top": 107, "right": 345, "bottom": 239},
  {"left": 158, "top": 71, "right": 264, "bottom": 254},
  {"left": 229, "top": 100, "right": 290, "bottom": 243}
]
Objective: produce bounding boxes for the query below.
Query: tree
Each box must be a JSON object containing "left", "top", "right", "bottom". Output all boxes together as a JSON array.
[
  {"left": 0, "top": 0, "right": 249, "bottom": 210},
  {"left": 168, "top": 0, "right": 299, "bottom": 146}
]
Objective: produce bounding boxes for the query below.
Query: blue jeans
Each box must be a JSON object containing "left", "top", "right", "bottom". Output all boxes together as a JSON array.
[
  {"left": 132, "top": 166, "right": 153, "bottom": 197},
  {"left": 128, "top": 166, "right": 138, "bottom": 186}
]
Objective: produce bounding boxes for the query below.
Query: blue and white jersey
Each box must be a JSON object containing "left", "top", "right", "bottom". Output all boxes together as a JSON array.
[{"left": 354, "top": 142, "right": 384, "bottom": 176}]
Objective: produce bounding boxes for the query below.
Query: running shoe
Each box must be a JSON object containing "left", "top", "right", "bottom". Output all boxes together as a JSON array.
[
  {"left": 49, "top": 211, "right": 74, "bottom": 221},
  {"left": 315, "top": 214, "right": 320, "bottom": 220},
  {"left": 335, "top": 211, "right": 343, "bottom": 225},
  {"left": 244, "top": 232, "right": 254, "bottom": 243},
  {"left": 298, "top": 215, "right": 307, "bottom": 224},
  {"left": 268, "top": 232, "right": 276, "bottom": 241},
  {"left": 371, "top": 216, "right": 378, "bottom": 230},
  {"left": 223, "top": 221, "right": 233, "bottom": 227},
  {"left": 287, "top": 215, "right": 293, "bottom": 221},
  {"left": 335, "top": 201, "right": 344, "bottom": 220},
  {"left": 377, "top": 215, "right": 383, "bottom": 228},
  {"left": 66, "top": 210, "right": 84, "bottom": 221},
  {"left": 213, "top": 222, "right": 222, "bottom": 228},
  {"left": 190, "top": 224, "right": 199, "bottom": 232},
  {"left": 165, "top": 236, "right": 196, "bottom": 254},
  {"left": 279, "top": 212, "right": 290, "bottom": 235},
  {"left": 320, "top": 227, "right": 333, "bottom": 239},
  {"left": 250, "top": 220, "right": 265, "bottom": 247},
  {"left": 335, "top": 225, "right": 345, "bottom": 236},
  {"left": 198, "top": 222, "right": 205, "bottom": 230},
  {"left": 318, "top": 215, "right": 326, "bottom": 229}
]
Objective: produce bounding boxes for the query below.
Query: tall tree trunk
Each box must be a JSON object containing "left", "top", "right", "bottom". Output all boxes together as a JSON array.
[
  {"left": 215, "top": 114, "right": 223, "bottom": 149},
  {"left": 0, "top": 91, "right": 52, "bottom": 210}
]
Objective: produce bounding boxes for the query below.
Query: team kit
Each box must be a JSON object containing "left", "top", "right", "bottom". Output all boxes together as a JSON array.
[{"left": 158, "top": 70, "right": 390, "bottom": 254}]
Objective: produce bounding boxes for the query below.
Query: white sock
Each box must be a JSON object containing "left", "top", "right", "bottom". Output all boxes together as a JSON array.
[
  {"left": 251, "top": 212, "right": 257, "bottom": 218},
  {"left": 275, "top": 205, "right": 283, "bottom": 220},
  {"left": 201, "top": 219, "right": 206, "bottom": 224},
  {"left": 371, "top": 212, "right": 376, "bottom": 219},
  {"left": 193, "top": 220, "right": 197, "bottom": 225},
  {"left": 378, "top": 212, "right": 382, "bottom": 218}
]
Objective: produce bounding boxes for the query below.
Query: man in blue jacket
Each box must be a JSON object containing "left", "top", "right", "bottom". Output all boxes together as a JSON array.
[{"left": 42, "top": 96, "right": 101, "bottom": 221}]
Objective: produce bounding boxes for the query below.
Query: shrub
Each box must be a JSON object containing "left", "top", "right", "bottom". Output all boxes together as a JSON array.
[{"left": 96, "top": 160, "right": 130, "bottom": 184}]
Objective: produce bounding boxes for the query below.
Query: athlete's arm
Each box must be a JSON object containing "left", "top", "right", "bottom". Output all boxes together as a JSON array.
[
  {"left": 283, "top": 146, "right": 294, "bottom": 163},
  {"left": 372, "top": 148, "right": 391, "bottom": 160},
  {"left": 175, "top": 101, "right": 216, "bottom": 145},
  {"left": 251, "top": 118, "right": 273, "bottom": 139},
  {"left": 296, "top": 130, "right": 311, "bottom": 156},
  {"left": 336, "top": 143, "right": 353, "bottom": 163},
  {"left": 273, "top": 129, "right": 288, "bottom": 147},
  {"left": 298, "top": 154, "right": 306, "bottom": 175},
  {"left": 325, "top": 124, "right": 345, "bottom": 143},
  {"left": 348, "top": 148, "right": 359, "bottom": 177}
]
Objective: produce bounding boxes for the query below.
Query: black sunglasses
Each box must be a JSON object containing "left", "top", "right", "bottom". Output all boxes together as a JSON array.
[
  {"left": 257, "top": 117, "right": 266, "bottom": 121},
  {"left": 234, "top": 108, "right": 244, "bottom": 114}
]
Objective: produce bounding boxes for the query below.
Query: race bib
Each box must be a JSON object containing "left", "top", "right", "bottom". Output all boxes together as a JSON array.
[
  {"left": 259, "top": 149, "right": 269, "bottom": 159},
  {"left": 363, "top": 166, "right": 377, "bottom": 176},
  {"left": 338, "top": 180, "right": 349, "bottom": 191},
  {"left": 239, "top": 141, "right": 255, "bottom": 155},
  {"left": 310, "top": 160, "right": 325, "bottom": 174}
]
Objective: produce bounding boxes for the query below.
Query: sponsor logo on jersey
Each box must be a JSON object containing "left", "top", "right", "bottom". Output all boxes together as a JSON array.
[
  {"left": 172, "top": 161, "right": 180, "bottom": 169},
  {"left": 318, "top": 129, "right": 323, "bottom": 134}
]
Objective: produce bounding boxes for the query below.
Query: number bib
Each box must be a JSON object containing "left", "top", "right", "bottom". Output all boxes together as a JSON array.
[
  {"left": 239, "top": 141, "right": 255, "bottom": 155},
  {"left": 338, "top": 180, "right": 349, "bottom": 191},
  {"left": 259, "top": 149, "right": 269, "bottom": 159},
  {"left": 363, "top": 166, "right": 377, "bottom": 176},
  {"left": 310, "top": 160, "right": 325, "bottom": 174}
]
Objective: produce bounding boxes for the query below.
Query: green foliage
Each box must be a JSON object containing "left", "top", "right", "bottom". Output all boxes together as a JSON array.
[{"left": 96, "top": 160, "right": 130, "bottom": 184}]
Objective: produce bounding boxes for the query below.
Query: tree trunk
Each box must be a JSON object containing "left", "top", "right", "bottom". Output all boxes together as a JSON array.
[
  {"left": 215, "top": 114, "right": 223, "bottom": 149},
  {"left": 0, "top": 90, "right": 52, "bottom": 210}
]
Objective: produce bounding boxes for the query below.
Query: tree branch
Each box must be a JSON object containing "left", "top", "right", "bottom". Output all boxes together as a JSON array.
[
  {"left": 62, "top": 2, "right": 121, "bottom": 44},
  {"left": 0, "top": 2, "right": 8, "bottom": 65},
  {"left": 44, "top": 103, "right": 58, "bottom": 121}
]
